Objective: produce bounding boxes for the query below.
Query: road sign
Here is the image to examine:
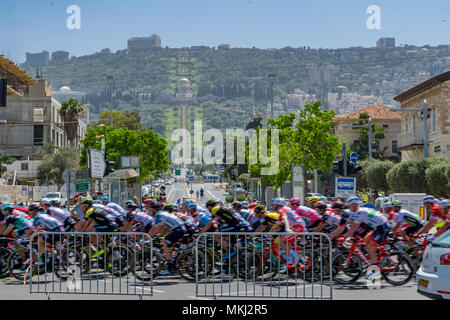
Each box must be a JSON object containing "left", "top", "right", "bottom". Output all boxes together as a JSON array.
[
  {"left": 88, "top": 149, "right": 105, "bottom": 178},
  {"left": 335, "top": 177, "right": 356, "bottom": 198},
  {"left": 219, "top": 165, "right": 224, "bottom": 172},
  {"left": 350, "top": 152, "right": 358, "bottom": 163},
  {"left": 188, "top": 176, "right": 194, "bottom": 182},
  {"left": 175, "top": 169, "right": 181, "bottom": 176},
  {"left": 75, "top": 180, "right": 89, "bottom": 192}
]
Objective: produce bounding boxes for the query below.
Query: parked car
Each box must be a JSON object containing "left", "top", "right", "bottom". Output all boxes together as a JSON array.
[
  {"left": 417, "top": 230, "right": 450, "bottom": 300},
  {"left": 41, "top": 192, "right": 67, "bottom": 208}
]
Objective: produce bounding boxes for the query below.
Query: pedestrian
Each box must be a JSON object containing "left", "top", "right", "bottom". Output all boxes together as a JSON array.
[
  {"left": 200, "top": 187, "right": 204, "bottom": 200},
  {"left": 132, "top": 195, "right": 142, "bottom": 210},
  {"left": 196, "top": 190, "right": 199, "bottom": 199}
]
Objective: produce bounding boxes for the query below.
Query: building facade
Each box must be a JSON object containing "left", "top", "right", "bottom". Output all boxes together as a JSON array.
[
  {"left": 51, "top": 51, "right": 69, "bottom": 63},
  {"left": 25, "top": 51, "right": 49, "bottom": 66},
  {"left": 334, "top": 104, "right": 402, "bottom": 158},
  {"left": 127, "top": 34, "right": 162, "bottom": 56},
  {"left": 52, "top": 86, "right": 86, "bottom": 103},
  {"left": 393, "top": 71, "right": 450, "bottom": 160},
  {"left": 376, "top": 37, "right": 396, "bottom": 48}
]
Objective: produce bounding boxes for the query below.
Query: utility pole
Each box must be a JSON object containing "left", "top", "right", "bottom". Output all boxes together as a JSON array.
[
  {"left": 391, "top": 100, "right": 432, "bottom": 158},
  {"left": 268, "top": 74, "right": 276, "bottom": 119},
  {"left": 342, "top": 117, "right": 373, "bottom": 159},
  {"left": 107, "top": 76, "right": 114, "bottom": 126},
  {"left": 343, "top": 141, "right": 348, "bottom": 177}
]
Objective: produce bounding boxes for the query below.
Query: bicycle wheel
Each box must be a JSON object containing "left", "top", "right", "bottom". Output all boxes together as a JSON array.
[
  {"left": 331, "top": 252, "right": 362, "bottom": 284},
  {"left": 177, "top": 248, "right": 207, "bottom": 282},
  {"left": 53, "top": 249, "right": 83, "bottom": 281},
  {"left": 406, "top": 246, "right": 422, "bottom": 272},
  {"left": 230, "top": 248, "right": 258, "bottom": 280},
  {"left": 0, "top": 247, "right": 12, "bottom": 278},
  {"left": 300, "top": 249, "right": 329, "bottom": 283},
  {"left": 105, "top": 245, "right": 133, "bottom": 277},
  {"left": 380, "top": 251, "right": 414, "bottom": 286},
  {"left": 132, "top": 248, "right": 163, "bottom": 281},
  {"left": 7, "top": 247, "right": 39, "bottom": 282}
]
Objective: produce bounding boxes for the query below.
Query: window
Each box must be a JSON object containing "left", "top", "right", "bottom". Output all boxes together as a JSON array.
[
  {"left": 432, "top": 109, "right": 437, "bottom": 133},
  {"left": 21, "top": 163, "right": 28, "bottom": 171},
  {"left": 383, "top": 124, "right": 389, "bottom": 128},
  {"left": 392, "top": 140, "right": 398, "bottom": 154},
  {"left": 33, "top": 108, "right": 44, "bottom": 122},
  {"left": 33, "top": 124, "right": 44, "bottom": 145},
  {"left": 404, "top": 118, "right": 409, "bottom": 132}
]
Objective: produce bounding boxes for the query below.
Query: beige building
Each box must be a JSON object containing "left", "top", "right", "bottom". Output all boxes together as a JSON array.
[
  {"left": 334, "top": 104, "right": 402, "bottom": 158},
  {"left": 393, "top": 71, "right": 450, "bottom": 160}
]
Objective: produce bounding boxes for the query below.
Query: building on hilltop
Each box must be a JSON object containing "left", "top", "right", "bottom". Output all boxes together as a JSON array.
[
  {"left": 377, "top": 37, "right": 396, "bottom": 48},
  {"left": 393, "top": 70, "right": 450, "bottom": 160},
  {"left": 52, "top": 86, "right": 86, "bottom": 103},
  {"left": 25, "top": 51, "right": 49, "bottom": 66},
  {"left": 127, "top": 34, "right": 162, "bottom": 56},
  {"left": 51, "top": 51, "right": 69, "bottom": 63},
  {"left": 218, "top": 44, "right": 230, "bottom": 50},
  {"left": 333, "top": 104, "right": 402, "bottom": 159}
]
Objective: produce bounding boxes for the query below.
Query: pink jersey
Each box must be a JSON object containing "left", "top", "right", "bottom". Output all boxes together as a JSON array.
[{"left": 295, "top": 205, "right": 321, "bottom": 225}]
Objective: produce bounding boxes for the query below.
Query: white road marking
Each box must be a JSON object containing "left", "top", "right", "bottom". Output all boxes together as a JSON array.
[{"left": 187, "top": 295, "right": 212, "bottom": 300}]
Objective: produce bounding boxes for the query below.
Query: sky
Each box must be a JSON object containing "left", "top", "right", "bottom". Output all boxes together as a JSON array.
[{"left": 1, "top": 0, "right": 449, "bottom": 63}]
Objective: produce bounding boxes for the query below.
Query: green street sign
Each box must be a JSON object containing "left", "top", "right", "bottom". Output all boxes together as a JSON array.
[
  {"left": 175, "top": 169, "right": 181, "bottom": 176},
  {"left": 75, "top": 180, "right": 89, "bottom": 192}
]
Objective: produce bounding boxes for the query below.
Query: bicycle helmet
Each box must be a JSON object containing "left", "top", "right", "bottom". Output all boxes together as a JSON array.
[
  {"left": 253, "top": 205, "right": 266, "bottom": 214},
  {"left": 206, "top": 199, "right": 218, "bottom": 208},
  {"left": 100, "top": 196, "right": 110, "bottom": 203},
  {"left": 315, "top": 201, "right": 328, "bottom": 211},
  {"left": 307, "top": 196, "right": 321, "bottom": 204},
  {"left": 422, "top": 195, "right": 435, "bottom": 203},
  {"left": 2, "top": 204, "right": 14, "bottom": 212},
  {"left": 289, "top": 198, "right": 301, "bottom": 205},
  {"left": 41, "top": 199, "right": 50, "bottom": 205},
  {"left": 232, "top": 201, "right": 242, "bottom": 208},
  {"left": 331, "top": 201, "right": 345, "bottom": 209},
  {"left": 126, "top": 202, "right": 138, "bottom": 210},
  {"left": 269, "top": 198, "right": 286, "bottom": 206},
  {"left": 347, "top": 196, "right": 362, "bottom": 205},
  {"left": 80, "top": 198, "right": 94, "bottom": 206},
  {"left": 188, "top": 203, "right": 197, "bottom": 210},
  {"left": 162, "top": 203, "right": 174, "bottom": 213},
  {"left": 28, "top": 204, "right": 41, "bottom": 212},
  {"left": 381, "top": 201, "right": 392, "bottom": 211},
  {"left": 125, "top": 200, "right": 134, "bottom": 205},
  {"left": 49, "top": 199, "right": 60, "bottom": 207},
  {"left": 438, "top": 199, "right": 449, "bottom": 208},
  {"left": 241, "top": 201, "right": 249, "bottom": 209},
  {"left": 391, "top": 200, "right": 403, "bottom": 207},
  {"left": 182, "top": 199, "right": 192, "bottom": 206},
  {"left": 149, "top": 201, "right": 162, "bottom": 210}
]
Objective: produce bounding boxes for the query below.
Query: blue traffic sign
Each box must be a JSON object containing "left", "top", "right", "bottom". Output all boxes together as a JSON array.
[
  {"left": 350, "top": 152, "right": 358, "bottom": 163},
  {"left": 188, "top": 176, "right": 194, "bottom": 182}
]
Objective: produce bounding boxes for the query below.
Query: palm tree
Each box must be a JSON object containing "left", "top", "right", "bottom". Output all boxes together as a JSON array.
[{"left": 60, "top": 98, "right": 84, "bottom": 146}]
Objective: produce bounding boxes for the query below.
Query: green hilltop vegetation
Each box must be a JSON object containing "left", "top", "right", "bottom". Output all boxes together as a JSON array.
[{"left": 22, "top": 45, "right": 448, "bottom": 139}]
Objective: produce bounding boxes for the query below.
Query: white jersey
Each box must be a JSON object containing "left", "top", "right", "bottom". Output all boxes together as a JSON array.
[
  {"left": 107, "top": 202, "right": 126, "bottom": 217},
  {"left": 393, "top": 209, "right": 424, "bottom": 226},
  {"left": 93, "top": 203, "right": 120, "bottom": 218},
  {"left": 130, "top": 210, "right": 153, "bottom": 226},
  {"left": 47, "top": 207, "right": 70, "bottom": 224},
  {"left": 351, "top": 208, "right": 388, "bottom": 228}
]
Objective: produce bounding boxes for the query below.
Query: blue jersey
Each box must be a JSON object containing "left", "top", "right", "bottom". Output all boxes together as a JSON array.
[
  {"left": 32, "top": 213, "right": 63, "bottom": 231},
  {"left": 192, "top": 212, "right": 212, "bottom": 228}
]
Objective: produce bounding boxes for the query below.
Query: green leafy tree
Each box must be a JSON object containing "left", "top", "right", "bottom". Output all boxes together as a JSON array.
[
  {"left": 98, "top": 110, "right": 146, "bottom": 131},
  {"left": 350, "top": 112, "right": 386, "bottom": 160},
  {"left": 60, "top": 98, "right": 84, "bottom": 146},
  {"left": 425, "top": 158, "right": 450, "bottom": 197},
  {"left": 79, "top": 126, "right": 169, "bottom": 181},
  {"left": 364, "top": 159, "right": 394, "bottom": 194},
  {"left": 37, "top": 142, "right": 79, "bottom": 185},
  {"left": 0, "top": 153, "right": 15, "bottom": 176}
]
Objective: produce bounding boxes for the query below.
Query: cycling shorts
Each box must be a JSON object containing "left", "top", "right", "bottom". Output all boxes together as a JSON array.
[
  {"left": 64, "top": 217, "right": 76, "bottom": 232},
  {"left": 15, "top": 228, "right": 29, "bottom": 237},
  {"left": 165, "top": 226, "right": 186, "bottom": 246},
  {"left": 402, "top": 224, "right": 422, "bottom": 236},
  {"left": 43, "top": 228, "right": 64, "bottom": 244},
  {"left": 367, "top": 224, "right": 390, "bottom": 244}
]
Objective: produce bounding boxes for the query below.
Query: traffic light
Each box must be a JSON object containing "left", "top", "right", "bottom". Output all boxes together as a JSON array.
[
  {"left": 333, "top": 160, "right": 344, "bottom": 176},
  {"left": 347, "top": 162, "right": 362, "bottom": 175}
]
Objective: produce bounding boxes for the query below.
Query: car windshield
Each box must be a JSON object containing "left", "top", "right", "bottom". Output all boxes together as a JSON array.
[
  {"left": 45, "top": 193, "right": 59, "bottom": 198},
  {"left": 432, "top": 230, "right": 450, "bottom": 248}
]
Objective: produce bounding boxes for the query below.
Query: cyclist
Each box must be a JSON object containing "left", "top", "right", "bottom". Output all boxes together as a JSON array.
[
  {"left": 344, "top": 196, "right": 390, "bottom": 279},
  {"left": 247, "top": 205, "right": 266, "bottom": 230},
  {"left": 232, "top": 202, "right": 251, "bottom": 221},
  {"left": 389, "top": 200, "right": 424, "bottom": 248},
  {"left": 305, "top": 196, "right": 321, "bottom": 209},
  {"left": 100, "top": 196, "right": 127, "bottom": 219},
  {"left": 93, "top": 199, "right": 124, "bottom": 228},
  {"left": 288, "top": 198, "right": 322, "bottom": 227},
  {"left": 0, "top": 204, "right": 32, "bottom": 240},
  {"left": 42, "top": 200, "right": 75, "bottom": 232},
  {"left": 148, "top": 201, "right": 187, "bottom": 274},
  {"left": 79, "top": 198, "right": 119, "bottom": 233},
  {"left": 187, "top": 203, "right": 211, "bottom": 230},
  {"left": 312, "top": 201, "right": 349, "bottom": 240},
  {"left": 122, "top": 202, "right": 154, "bottom": 234},
  {"left": 26, "top": 204, "right": 64, "bottom": 257},
  {"left": 416, "top": 199, "right": 449, "bottom": 242}
]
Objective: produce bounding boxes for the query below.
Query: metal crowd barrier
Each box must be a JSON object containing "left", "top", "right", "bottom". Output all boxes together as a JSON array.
[
  {"left": 195, "top": 232, "right": 333, "bottom": 300},
  {"left": 27, "top": 232, "right": 153, "bottom": 299}
]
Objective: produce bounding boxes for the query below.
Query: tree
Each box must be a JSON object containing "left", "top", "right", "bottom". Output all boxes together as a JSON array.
[
  {"left": 60, "top": 98, "right": 84, "bottom": 146},
  {"left": 386, "top": 157, "right": 449, "bottom": 195},
  {"left": 0, "top": 153, "right": 15, "bottom": 176},
  {"left": 99, "top": 110, "right": 146, "bottom": 131},
  {"left": 350, "top": 112, "right": 386, "bottom": 160},
  {"left": 37, "top": 142, "right": 79, "bottom": 185},
  {"left": 425, "top": 158, "right": 450, "bottom": 197},
  {"left": 79, "top": 126, "right": 169, "bottom": 181},
  {"left": 364, "top": 159, "right": 394, "bottom": 194}
]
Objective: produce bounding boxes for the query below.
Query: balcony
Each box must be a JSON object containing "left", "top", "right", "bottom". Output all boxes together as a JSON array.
[{"left": 397, "top": 128, "right": 424, "bottom": 149}]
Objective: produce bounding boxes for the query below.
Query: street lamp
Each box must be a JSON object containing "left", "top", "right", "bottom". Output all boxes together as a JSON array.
[
  {"left": 342, "top": 117, "right": 373, "bottom": 159},
  {"left": 390, "top": 100, "right": 432, "bottom": 158},
  {"left": 107, "top": 76, "right": 114, "bottom": 126}
]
